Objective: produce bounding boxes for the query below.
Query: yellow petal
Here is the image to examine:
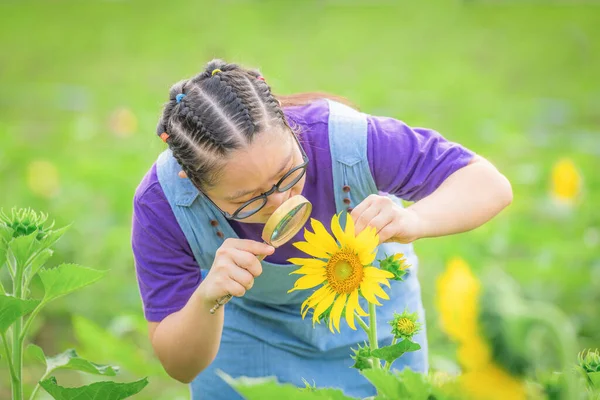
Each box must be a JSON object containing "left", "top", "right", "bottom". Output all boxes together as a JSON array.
[
  {"left": 287, "top": 258, "right": 327, "bottom": 268},
  {"left": 364, "top": 267, "right": 394, "bottom": 279},
  {"left": 370, "top": 283, "right": 390, "bottom": 300},
  {"left": 309, "top": 219, "right": 340, "bottom": 254},
  {"left": 312, "top": 291, "right": 336, "bottom": 324},
  {"left": 293, "top": 241, "right": 330, "bottom": 259},
  {"left": 345, "top": 290, "right": 358, "bottom": 330},
  {"left": 345, "top": 213, "right": 356, "bottom": 237},
  {"left": 359, "top": 281, "right": 382, "bottom": 305},
  {"left": 330, "top": 294, "right": 347, "bottom": 333},
  {"left": 290, "top": 265, "right": 327, "bottom": 275},
  {"left": 331, "top": 213, "right": 346, "bottom": 247},
  {"left": 301, "top": 285, "right": 332, "bottom": 318},
  {"left": 359, "top": 250, "right": 377, "bottom": 266},
  {"left": 343, "top": 214, "right": 356, "bottom": 248},
  {"left": 365, "top": 275, "right": 391, "bottom": 288},
  {"left": 288, "top": 273, "right": 326, "bottom": 293},
  {"left": 355, "top": 226, "right": 379, "bottom": 254}
]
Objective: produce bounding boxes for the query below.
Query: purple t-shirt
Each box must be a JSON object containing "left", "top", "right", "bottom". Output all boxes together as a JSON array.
[{"left": 132, "top": 99, "right": 475, "bottom": 322}]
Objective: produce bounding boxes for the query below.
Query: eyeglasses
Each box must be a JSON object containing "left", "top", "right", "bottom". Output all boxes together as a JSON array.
[{"left": 201, "top": 132, "right": 309, "bottom": 220}]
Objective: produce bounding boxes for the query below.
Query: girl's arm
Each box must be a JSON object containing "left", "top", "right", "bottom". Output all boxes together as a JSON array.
[{"left": 352, "top": 156, "right": 513, "bottom": 243}]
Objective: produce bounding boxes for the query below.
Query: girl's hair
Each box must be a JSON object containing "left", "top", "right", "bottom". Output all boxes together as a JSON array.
[{"left": 156, "top": 59, "right": 354, "bottom": 191}]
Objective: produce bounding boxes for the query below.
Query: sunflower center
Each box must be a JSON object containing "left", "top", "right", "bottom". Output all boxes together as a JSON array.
[
  {"left": 326, "top": 248, "right": 364, "bottom": 294},
  {"left": 397, "top": 317, "right": 417, "bottom": 336}
]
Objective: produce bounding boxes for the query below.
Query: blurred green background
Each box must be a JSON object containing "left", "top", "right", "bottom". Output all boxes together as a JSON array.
[{"left": 1, "top": 0, "right": 598, "bottom": 398}]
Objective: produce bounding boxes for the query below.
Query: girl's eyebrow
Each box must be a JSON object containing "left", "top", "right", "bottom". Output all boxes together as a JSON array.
[{"left": 225, "top": 149, "right": 294, "bottom": 201}]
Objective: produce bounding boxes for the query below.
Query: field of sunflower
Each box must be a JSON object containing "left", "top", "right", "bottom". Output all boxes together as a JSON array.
[{"left": 1, "top": 1, "right": 598, "bottom": 399}]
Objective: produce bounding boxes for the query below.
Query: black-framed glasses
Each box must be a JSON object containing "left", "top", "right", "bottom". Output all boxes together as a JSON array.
[{"left": 201, "top": 132, "right": 309, "bottom": 220}]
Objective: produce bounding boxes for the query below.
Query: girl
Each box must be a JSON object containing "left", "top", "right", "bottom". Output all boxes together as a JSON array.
[{"left": 132, "top": 59, "right": 512, "bottom": 399}]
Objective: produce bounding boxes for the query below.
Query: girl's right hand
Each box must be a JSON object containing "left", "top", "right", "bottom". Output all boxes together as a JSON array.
[{"left": 196, "top": 238, "right": 275, "bottom": 306}]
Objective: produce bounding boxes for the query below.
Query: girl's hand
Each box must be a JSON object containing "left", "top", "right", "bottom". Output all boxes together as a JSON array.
[
  {"left": 350, "top": 194, "right": 423, "bottom": 244},
  {"left": 196, "top": 238, "right": 274, "bottom": 307}
]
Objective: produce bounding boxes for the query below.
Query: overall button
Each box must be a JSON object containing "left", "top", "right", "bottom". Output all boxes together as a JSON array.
[
  {"left": 210, "top": 220, "right": 219, "bottom": 227},
  {"left": 216, "top": 231, "right": 224, "bottom": 238},
  {"left": 342, "top": 185, "right": 351, "bottom": 193},
  {"left": 343, "top": 198, "right": 351, "bottom": 205}
]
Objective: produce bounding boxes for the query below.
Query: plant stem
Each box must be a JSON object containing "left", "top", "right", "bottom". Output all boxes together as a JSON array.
[
  {"left": 12, "top": 261, "right": 25, "bottom": 400},
  {"left": 383, "top": 337, "right": 398, "bottom": 371},
  {"left": 19, "top": 303, "right": 44, "bottom": 343},
  {"left": 354, "top": 311, "right": 370, "bottom": 334},
  {"left": 1, "top": 331, "right": 18, "bottom": 385},
  {"left": 368, "top": 302, "right": 381, "bottom": 369},
  {"left": 28, "top": 369, "right": 51, "bottom": 400}
]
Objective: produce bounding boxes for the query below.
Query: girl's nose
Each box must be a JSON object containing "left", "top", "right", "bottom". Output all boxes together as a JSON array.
[{"left": 265, "top": 190, "right": 289, "bottom": 211}]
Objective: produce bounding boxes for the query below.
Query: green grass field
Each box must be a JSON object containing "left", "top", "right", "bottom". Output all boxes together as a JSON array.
[{"left": 1, "top": 1, "right": 599, "bottom": 398}]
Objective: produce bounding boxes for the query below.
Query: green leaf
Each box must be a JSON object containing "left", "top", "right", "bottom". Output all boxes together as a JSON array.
[
  {"left": 39, "top": 225, "right": 70, "bottom": 251},
  {"left": 40, "top": 376, "right": 148, "bottom": 400},
  {"left": 25, "top": 343, "right": 47, "bottom": 365},
  {"left": 39, "top": 264, "right": 106, "bottom": 303},
  {"left": 0, "top": 224, "right": 12, "bottom": 270},
  {"left": 26, "top": 248, "right": 53, "bottom": 281},
  {"left": 370, "top": 340, "right": 421, "bottom": 364},
  {"left": 590, "top": 371, "right": 600, "bottom": 388},
  {"left": 0, "top": 224, "right": 14, "bottom": 244},
  {"left": 0, "top": 295, "right": 40, "bottom": 333},
  {"left": 361, "top": 369, "right": 403, "bottom": 399},
  {"left": 217, "top": 371, "right": 358, "bottom": 399},
  {"left": 8, "top": 231, "right": 39, "bottom": 270},
  {"left": 26, "top": 345, "right": 119, "bottom": 376}
]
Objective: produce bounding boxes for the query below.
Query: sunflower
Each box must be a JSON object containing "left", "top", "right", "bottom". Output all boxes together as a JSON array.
[
  {"left": 436, "top": 257, "right": 527, "bottom": 400},
  {"left": 287, "top": 213, "right": 394, "bottom": 333},
  {"left": 551, "top": 158, "right": 582, "bottom": 204}
]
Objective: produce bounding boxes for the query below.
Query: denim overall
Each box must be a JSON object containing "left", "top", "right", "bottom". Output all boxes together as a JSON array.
[{"left": 156, "top": 100, "right": 428, "bottom": 399}]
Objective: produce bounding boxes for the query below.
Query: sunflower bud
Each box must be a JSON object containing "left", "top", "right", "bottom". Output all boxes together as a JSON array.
[
  {"left": 350, "top": 342, "right": 372, "bottom": 371},
  {"left": 0, "top": 207, "right": 54, "bottom": 240},
  {"left": 378, "top": 253, "right": 410, "bottom": 281},
  {"left": 389, "top": 309, "right": 422, "bottom": 340}
]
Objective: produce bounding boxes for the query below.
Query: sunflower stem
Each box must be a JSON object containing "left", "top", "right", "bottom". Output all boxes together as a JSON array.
[
  {"left": 354, "top": 311, "right": 370, "bottom": 334},
  {"left": 383, "top": 337, "right": 398, "bottom": 371},
  {"left": 368, "top": 302, "right": 380, "bottom": 369}
]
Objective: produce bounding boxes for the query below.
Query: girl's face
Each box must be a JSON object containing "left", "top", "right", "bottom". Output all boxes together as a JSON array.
[{"left": 204, "top": 128, "right": 307, "bottom": 224}]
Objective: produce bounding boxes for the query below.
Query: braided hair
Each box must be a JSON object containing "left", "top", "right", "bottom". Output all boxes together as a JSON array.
[{"left": 156, "top": 59, "right": 289, "bottom": 190}]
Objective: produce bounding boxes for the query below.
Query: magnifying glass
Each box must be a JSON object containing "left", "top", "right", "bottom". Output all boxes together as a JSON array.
[{"left": 209, "top": 194, "right": 313, "bottom": 314}]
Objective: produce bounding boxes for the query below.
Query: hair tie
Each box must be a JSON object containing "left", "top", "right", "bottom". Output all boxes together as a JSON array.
[
  {"left": 176, "top": 93, "right": 186, "bottom": 103},
  {"left": 257, "top": 75, "right": 265, "bottom": 81},
  {"left": 160, "top": 132, "right": 170, "bottom": 142},
  {"left": 211, "top": 68, "right": 222, "bottom": 76}
]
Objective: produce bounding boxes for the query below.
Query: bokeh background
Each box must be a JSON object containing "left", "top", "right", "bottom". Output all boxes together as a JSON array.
[{"left": 1, "top": 1, "right": 598, "bottom": 398}]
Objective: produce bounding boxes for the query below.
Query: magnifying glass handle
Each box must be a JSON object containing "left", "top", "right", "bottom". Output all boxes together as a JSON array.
[{"left": 209, "top": 253, "right": 267, "bottom": 314}]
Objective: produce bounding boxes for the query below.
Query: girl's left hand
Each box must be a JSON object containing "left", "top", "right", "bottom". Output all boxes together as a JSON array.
[{"left": 350, "top": 194, "right": 423, "bottom": 244}]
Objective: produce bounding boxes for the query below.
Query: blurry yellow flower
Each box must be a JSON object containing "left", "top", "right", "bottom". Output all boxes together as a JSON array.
[
  {"left": 437, "top": 258, "right": 527, "bottom": 399},
  {"left": 27, "top": 160, "right": 60, "bottom": 198},
  {"left": 551, "top": 158, "right": 582, "bottom": 204},
  {"left": 109, "top": 107, "right": 138, "bottom": 138},
  {"left": 436, "top": 257, "right": 481, "bottom": 342},
  {"left": 461, "top": 364, "right": 527, "bottom": 400},
  {"left": 457, "top": 334, "right": 491, "bottom": 370},
  {"left": 288, "top": 214, "right": 393, "bottom": 333}
]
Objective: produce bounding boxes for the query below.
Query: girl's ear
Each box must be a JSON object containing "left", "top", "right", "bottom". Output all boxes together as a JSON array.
[{"left": 178, "top": 170, "right": 188, "bottom": 179}]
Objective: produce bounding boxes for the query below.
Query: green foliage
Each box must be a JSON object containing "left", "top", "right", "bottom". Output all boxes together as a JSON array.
[
  {"left": 0, "top": 208, "right": 147, "bottom": 400},
  {"left": 370, "top": 340, "right": 421, "bottom": 364},
  {"left": 217, "top": 371, "right": 357, "bottom": 400},
  {"left": 351, "top": 342, "right": 373, "bottom": 371},
  {"left": 39, "top": 376, "right": 148, "bottom": 400}
]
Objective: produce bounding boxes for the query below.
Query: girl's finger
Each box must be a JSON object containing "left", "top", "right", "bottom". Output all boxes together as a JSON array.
[{"left": 354, "top": 202, "right": 382, "bottom": 234}]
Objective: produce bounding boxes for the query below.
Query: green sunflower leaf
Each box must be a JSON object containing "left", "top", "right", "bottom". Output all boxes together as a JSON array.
[
  {"left": 39, "top": 376, "right": 148, "bottom": 400},
  {"left": 217, "top": 370, "right": 357, "bottom": 399},
  {"left": 370, "top": 340, "right": 421, "bottom": 364},
  {"left": 0, "top": 295, "right": 40, "bottom": 333}
]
